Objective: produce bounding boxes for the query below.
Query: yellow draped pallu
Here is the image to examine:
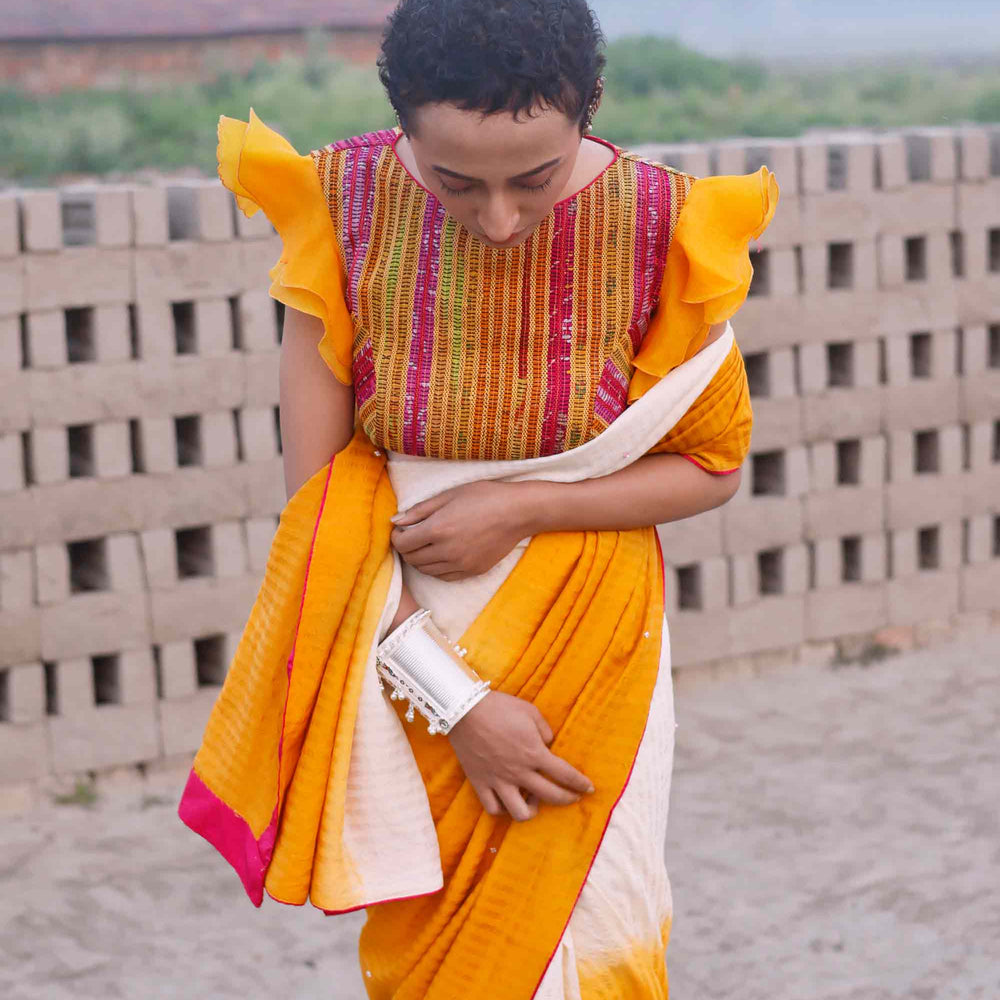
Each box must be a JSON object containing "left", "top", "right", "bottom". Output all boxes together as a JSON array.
[{"left": 179, "top": 111, "right": 778, "bottom": 999}]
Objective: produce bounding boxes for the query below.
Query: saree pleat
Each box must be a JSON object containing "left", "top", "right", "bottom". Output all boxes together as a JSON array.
[
  {"left": 359, "top": 528, "right": 662, "bottom": 997},
  {"left": 179, "top": 435, "right": 403, "bottom": 907}
]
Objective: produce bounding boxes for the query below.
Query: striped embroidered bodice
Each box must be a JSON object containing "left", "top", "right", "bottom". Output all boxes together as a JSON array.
[{"left": 311, "top": 129, "right": 694, "bottom": 460}]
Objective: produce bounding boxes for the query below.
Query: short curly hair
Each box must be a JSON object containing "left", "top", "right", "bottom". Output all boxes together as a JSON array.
[{"left": 378, "top": 0, "right": 606, "bottom": 134}]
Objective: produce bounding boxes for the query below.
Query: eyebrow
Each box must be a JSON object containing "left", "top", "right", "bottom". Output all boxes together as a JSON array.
[{"left": 431, "top": 156, "right": 563, "bottom": 182}]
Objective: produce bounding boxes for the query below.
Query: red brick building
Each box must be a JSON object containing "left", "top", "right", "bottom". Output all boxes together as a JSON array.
[{"left": 1, "top": 0, "right": 396, "bottom": 94}]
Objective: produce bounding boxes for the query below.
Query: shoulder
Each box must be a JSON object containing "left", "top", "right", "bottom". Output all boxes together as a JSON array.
[
  {"left": 604, "top": 146, "right": 700, "bottom": 249},
  {"left": 616, "top": 147, "right": 698, "bottom": 201},
  {"left": 616, "top": 144, "right": 779, "bottom": 248},
  {"left": 308, "top": 129, "right": 399, "bottom": 206},
  {"left": 310, "top": 128, "right": 398, "bottom": 167}
]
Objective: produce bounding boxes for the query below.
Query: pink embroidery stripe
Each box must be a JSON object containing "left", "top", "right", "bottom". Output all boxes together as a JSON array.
[
  {"left": 405, "top": 199, "right": 446, "bottom": 456},
  {"left": 628, "top": 161, "right": 652, "bottom": 353},
  {"left": 328, "top": 128, "right": 397, "bottom": 153},
  {"left": 594, "top": 356, "right": 630, "bottom": 426},
  {"left": 353, "top": 336, "right": 377, "bottom": 409},
  {"left": 629, "top": 162, "right": 672, "bottom": 351},
  {"left": 539, "top": 201, "right": 577, "bottom": 455},
  {"left": 340, "top": 144, "right": 379, "bottom": 313},
  {"left": 648, "top": 165, "right": 673, "bottom": 317}
]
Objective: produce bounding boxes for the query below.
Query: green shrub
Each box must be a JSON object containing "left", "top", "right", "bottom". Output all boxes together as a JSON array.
[{"left": 1, "top": 36, "right": 997, "bottom": 183}]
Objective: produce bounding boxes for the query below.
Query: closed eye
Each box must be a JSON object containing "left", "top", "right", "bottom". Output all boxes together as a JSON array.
[
  {"left": 439, "top": 176, "right": 555, "bottom": 197},
  {"left": 439, "top": 180, "right": 475, "bottom": 197}
]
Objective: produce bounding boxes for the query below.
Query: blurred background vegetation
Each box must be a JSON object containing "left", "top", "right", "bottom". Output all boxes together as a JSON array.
[{"left": 3, "top": 32, "right": 999, "bottom": 183}]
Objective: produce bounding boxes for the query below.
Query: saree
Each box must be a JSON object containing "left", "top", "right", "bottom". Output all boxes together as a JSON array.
[{"left": 180, "top": 111, "right": 779, "bottom": 999}]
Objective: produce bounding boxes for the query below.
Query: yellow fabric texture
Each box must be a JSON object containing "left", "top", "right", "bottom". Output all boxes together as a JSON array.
[
  {"left": 190, "top": 424, "right": 666, "bottom": 992},
  {"left": 577, "top": 916, "right": 673, "bottom": 1000},
  {"left": 217, "top": 109, "right": 354, "bottom": 384},
  {"left": 648, "top": 340, "right": 752, "bottom": 472},
  {"left": 359, "top": 527, "right": 663, "bottom": 998},
  {"left": 631, "top": 166, "right": 779, "bottom": 402},
  {"left": 637, "top": 166, "right": 779, "bottom": 473},
  {"left": 190, "top": 430, "right": 397, "bottom": 907},
  {"left": 199, "top": 113, "right": 780, "bottom": 996}
]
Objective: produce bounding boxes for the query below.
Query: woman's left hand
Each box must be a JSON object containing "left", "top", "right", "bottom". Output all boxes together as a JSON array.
[{"left": 390, "top": 481, "right": 533, "bottom": 581}]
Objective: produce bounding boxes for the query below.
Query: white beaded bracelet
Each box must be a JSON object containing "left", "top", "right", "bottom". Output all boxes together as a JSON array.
[{"left": 375, "top": 609, "right": 491, "bottom": 735}]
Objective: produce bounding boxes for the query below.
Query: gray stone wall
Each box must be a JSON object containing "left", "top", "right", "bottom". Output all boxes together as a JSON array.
[{"left": 1, "top": 124, "right": 998, "bottom": 787}]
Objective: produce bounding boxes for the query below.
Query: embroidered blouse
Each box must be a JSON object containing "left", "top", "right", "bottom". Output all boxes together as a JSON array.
[
  {"left": 312, "top": 130, "right": 692, "bottom": 460},
  {"left": 216, "top": 110, "right": 778, "bottom": 468}
]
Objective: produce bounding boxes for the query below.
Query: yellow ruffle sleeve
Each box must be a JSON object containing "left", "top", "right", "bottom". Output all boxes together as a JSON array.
[
  {"left": 217, "top": 108, "right": 354, "bottom": 385},
  {"left": 629, "top": 165, "right": 779, "bottom": 403}
]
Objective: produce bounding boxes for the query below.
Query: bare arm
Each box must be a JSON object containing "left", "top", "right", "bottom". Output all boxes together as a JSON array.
[
  {"left": 278, "top": 307, "right": 356, "bottom": 500},
  {"left": 518, "top": 453, "right": 740, "bottom": 535}
]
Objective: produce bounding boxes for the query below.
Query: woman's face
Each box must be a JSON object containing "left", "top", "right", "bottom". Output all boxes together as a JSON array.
[{"left": 401, "top": 102, "right": 587, "bottom": 249}]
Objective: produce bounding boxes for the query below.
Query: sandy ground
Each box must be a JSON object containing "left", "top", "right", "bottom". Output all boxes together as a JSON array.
[{"left": 1, "top": 632, "right": 998, "bottom": 1000}]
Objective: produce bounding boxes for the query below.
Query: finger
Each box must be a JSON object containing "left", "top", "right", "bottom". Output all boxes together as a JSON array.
[
  {"left": 390, "top": 501, "right": 434, "bottom": 527},
  {"left": 391, "top": 492, "right": 451, "bottom": 527},
  {"left": 538, "top": 748, "right": 595, "bottom": 795},
  {"left": 532, "top": 708, "right": 554, "bottom": 745},
  {"left": 495, "top": 783, "right": 537, "bottom": 823},
  {"left": 404, "top": 550, "right": 455, "bottom": 573},
  {"left": 476, "top": 785, "right": 504, "bottom": 817},
  {"left": 390, "top": 524, "right": 433, "bottom": 554},
  {"left": 418, "top": 563, "right": 466, "bottom": 580},
  {"left": 521, "top": 772, "right": 581, "bottom": 807}
]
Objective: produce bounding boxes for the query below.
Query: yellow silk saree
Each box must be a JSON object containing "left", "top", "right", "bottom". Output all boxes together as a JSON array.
[{"left": 180, "top": 112, "right": 778, "bottom": 999}]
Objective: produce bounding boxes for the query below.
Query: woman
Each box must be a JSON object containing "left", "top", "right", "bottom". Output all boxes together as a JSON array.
[{"left": 179, "top": 1, "right": 778, "bottom": 997}]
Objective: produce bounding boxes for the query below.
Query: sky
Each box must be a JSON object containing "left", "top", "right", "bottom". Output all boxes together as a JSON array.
[{"left": 588, "top": 0, "right": 1000, "bottom": 59}]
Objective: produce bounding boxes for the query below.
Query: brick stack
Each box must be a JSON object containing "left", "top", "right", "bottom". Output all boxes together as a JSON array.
[
  {"left": 0, "top": 124, "right": 998, "bottom": 791},
  {"left": 0, "top": 177, "right": 285, "bottom": 787},
  {"left": 650, "top": 126, "right": 1000, "bottom": 668}
]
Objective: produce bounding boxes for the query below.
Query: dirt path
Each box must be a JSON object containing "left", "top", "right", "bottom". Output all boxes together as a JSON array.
[{"left": 1, "top": 632, "right": 997, "bottom": 999}]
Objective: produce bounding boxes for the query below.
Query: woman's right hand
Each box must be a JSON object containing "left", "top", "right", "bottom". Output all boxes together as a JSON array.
[{"left": 447, "top": 691, "right": 594, "bottom": 822}]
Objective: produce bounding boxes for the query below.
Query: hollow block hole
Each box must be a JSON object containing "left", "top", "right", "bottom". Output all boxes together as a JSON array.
[
  {"left": 176, "top": 526, "right": 214, "bottom": 579},
  {"left": 68, "top": 537, "right": 109, "bottom": 593},
  {"left": 195, "top": 635, "right": 228, "bottom": 687}
]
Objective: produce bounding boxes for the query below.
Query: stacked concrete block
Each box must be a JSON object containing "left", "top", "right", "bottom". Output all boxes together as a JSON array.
[
  {"left": 3, "top": 123, "right": 1000, "bottom": 786},
  {"left": 658, "top": 508, "right": 730, "bottom": 666},
  {"left": 0, "top": 176, "right": 281, "bottom": 786},
  {"left": 647, "top": 124, "right": 1000, "bottom": 674}
]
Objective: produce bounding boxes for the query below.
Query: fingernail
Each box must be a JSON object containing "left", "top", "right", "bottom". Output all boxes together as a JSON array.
[
  {"left": 390, "top": 513, "right": 405, "bottom": 524},
  {"left": 586, "top": 785, "right": 595, "bottom": 794}
]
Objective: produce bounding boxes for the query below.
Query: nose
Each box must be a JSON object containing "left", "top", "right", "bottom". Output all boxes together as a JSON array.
[{"left": 477, "top": 195, "right": 521, "bottom": 244}]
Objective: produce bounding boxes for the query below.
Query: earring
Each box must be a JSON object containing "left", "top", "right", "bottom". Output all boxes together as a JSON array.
[{"left": 582, "top": 76, "right": 605, "bottom": 134}]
